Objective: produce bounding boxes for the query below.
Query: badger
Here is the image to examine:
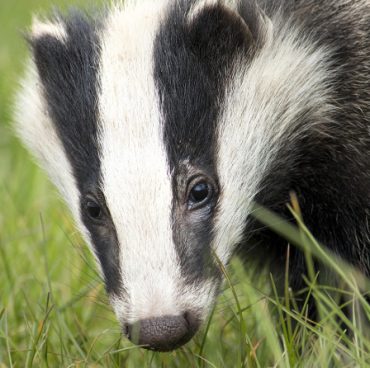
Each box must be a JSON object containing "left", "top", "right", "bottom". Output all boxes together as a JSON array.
[{"left": 15, "top": 0, "right": 370, "bottom": 352}]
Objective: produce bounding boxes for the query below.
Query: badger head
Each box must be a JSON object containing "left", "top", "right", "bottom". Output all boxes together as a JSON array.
[{"left": 15, "top": 0, "right": 331, "bottom": 352}]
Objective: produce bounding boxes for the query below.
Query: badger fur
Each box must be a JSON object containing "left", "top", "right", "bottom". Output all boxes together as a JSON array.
[{"left": 15, "top": 0, "right": 370, "bottom": 352}]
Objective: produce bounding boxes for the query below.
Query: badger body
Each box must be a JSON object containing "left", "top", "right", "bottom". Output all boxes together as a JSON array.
[{"left": 15, "top": 0, "right": 370, "bottom": 351}]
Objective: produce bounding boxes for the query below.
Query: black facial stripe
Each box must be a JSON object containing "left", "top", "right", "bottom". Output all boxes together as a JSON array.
[
  {"left": 31, "top": 11, "right": 123, "bottom": 295},
  {"left": 31, "top": 12, "right": 100, "bottom": 183},
  {"left": 154, "top": 1, "right": 255, "bottom": 283},
  {"left": 80, "top": 191, "right": 123, "bottom": 295}
]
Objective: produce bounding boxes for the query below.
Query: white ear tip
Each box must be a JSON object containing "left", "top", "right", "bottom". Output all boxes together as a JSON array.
[{"left": 30, "top": 16, "right": 68, "bottom": 42}]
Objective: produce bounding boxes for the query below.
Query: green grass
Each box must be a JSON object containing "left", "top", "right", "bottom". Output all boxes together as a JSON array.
[{"left": 1, "top": 1, "right": 370, "bottom": 367}]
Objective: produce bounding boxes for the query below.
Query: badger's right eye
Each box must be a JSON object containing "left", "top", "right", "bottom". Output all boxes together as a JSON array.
[{"left": 85, "top": 200, "right": 102, "bottom": 220}]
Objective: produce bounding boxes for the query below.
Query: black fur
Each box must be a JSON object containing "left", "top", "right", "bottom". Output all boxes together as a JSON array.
[
  {"left": 154, "top": 0, "right": 260, "bottom": 284},
  {"left": 30, "top": 11, "right": 123, "bottom": 295},
  {"left": 239, "top": 0, "right": 370, "bottom": 290}
]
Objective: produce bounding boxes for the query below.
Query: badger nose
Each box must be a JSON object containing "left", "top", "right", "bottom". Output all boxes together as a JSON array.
[{"left": 126, "top": 313, "right": 199, "bottom": 351}]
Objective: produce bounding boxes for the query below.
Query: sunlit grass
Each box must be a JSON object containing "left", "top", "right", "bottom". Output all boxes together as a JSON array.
[{"left": 1, "top": 1, "right": 370, "bottom": 367}]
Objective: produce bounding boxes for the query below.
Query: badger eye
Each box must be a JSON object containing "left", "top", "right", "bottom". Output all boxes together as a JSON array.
[
  {"left": 188, "top": 181, "right": 212, "bottom": 208},
  {"left": 86, "top": 200, "right": 102, "bottom": 220}
]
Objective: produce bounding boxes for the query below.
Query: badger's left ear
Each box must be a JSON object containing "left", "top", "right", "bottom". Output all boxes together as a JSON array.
[{"left": 187, "top": 1, "right": 272, "bottom": 61}]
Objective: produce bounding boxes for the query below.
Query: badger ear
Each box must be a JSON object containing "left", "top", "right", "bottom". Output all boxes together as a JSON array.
[
  {"left": 237, "top": 1, "right": 272, "bottom": 45},
  {"left": 29, "top": 16, "right": 68, "bottom": 43},
  {"left": 27, "top": 16, "right": 70, "bottom": 78},
  {"left": 187, "top": 1, "right": 271, "bottom": 60}
]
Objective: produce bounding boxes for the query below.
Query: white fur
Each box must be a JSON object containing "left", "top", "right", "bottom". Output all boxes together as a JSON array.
[
  {"left": 14, "top": 62, "right": 81, "bottom": 226},
  {"left": 213, "top": 19, "right": 336, "bottom": 263},
  {"left": 31, "top": 17, "right": 68, "bottom": 43},
  {"left": 98, "top": 3, "right": 216, "bottom": 324}
]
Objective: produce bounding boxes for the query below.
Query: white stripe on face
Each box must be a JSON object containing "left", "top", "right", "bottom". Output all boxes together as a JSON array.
[
  {"left": 98, "top": 3, "right": 184, "bottom": 323},
  {"left": 213, "top": 20, "right": 334, "bottom": 264},
  {"left": 15, "top": 62, "right": 82, "bottom": 229}
]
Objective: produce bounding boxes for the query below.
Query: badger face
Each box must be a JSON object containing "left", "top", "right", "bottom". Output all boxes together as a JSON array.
[{"left": 16, "top": 0, "right": 333, "bottom": 352}]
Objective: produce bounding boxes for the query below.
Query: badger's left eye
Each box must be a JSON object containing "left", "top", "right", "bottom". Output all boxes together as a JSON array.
[{"left": 188, "top": 181, "right": 213, "bottom": 208}]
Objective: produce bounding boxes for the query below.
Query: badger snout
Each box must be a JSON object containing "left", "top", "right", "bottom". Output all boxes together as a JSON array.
[{"left": 125, "top": 312, "right": 200, "bottom": 351}]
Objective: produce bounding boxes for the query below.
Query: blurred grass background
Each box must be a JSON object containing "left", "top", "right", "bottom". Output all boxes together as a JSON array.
[{"left": 1, "top": 1, "right": 370, "bottom": 367}]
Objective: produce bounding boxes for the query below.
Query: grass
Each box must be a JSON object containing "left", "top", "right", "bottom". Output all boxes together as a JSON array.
[{"left": 1, "top": 1, "right": 370, "bottom": 367}]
